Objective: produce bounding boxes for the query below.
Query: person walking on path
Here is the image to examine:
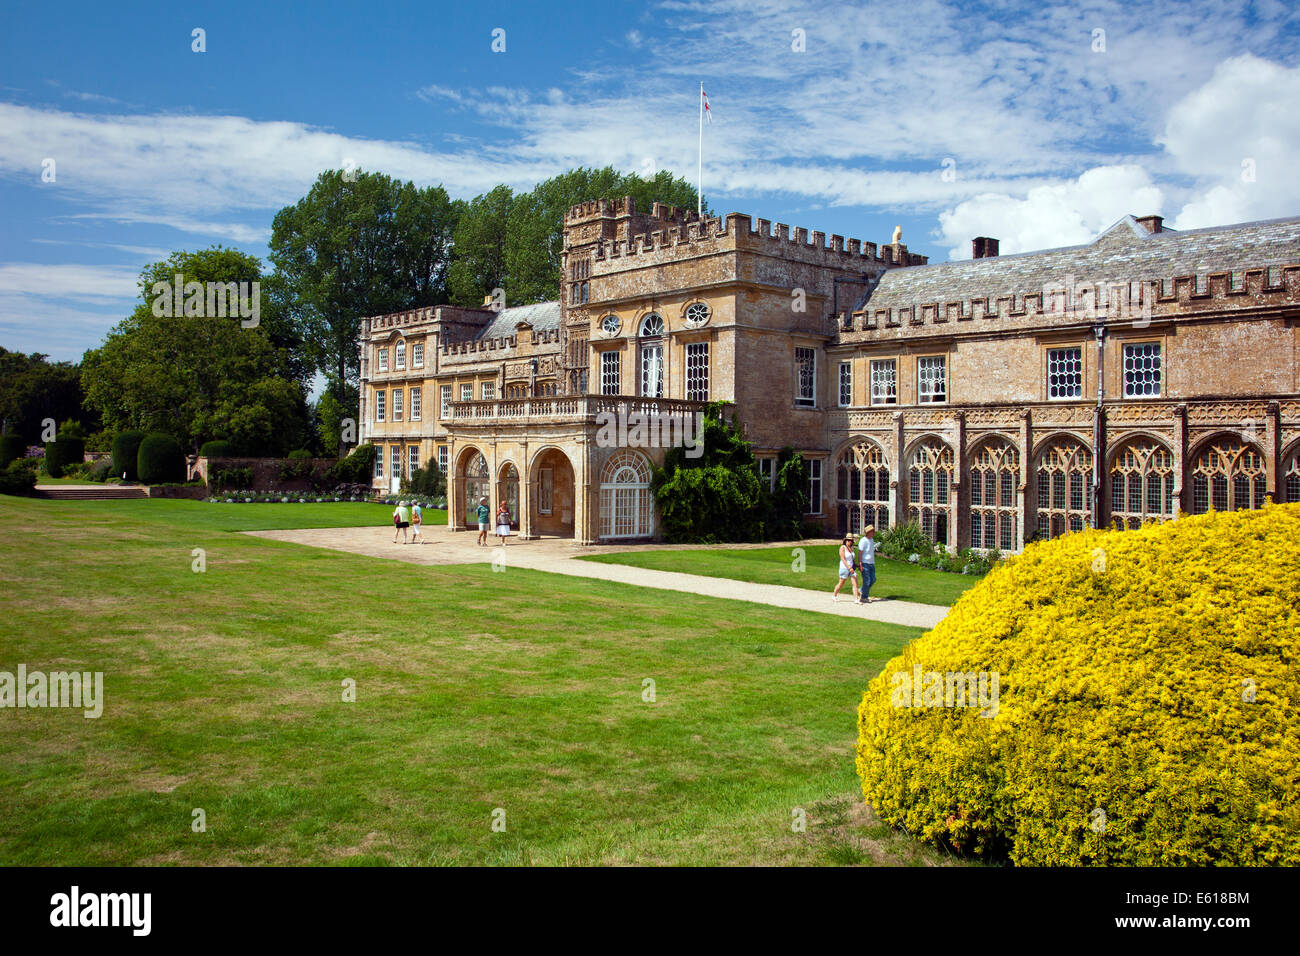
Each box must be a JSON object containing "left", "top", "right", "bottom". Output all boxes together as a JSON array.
[
  {"left": 410, "top": 501, "right": 424, "bottom": 543},
  {"left": 832, "top": 534, "right": 860, "bottom": 602},
  {"left": 475, "top": 496, "right": 491, "bottom": 546},
  {"left": 857, "top": 525, "right": 878, "bottom": 603},
  {"left": 495, "top": 501, "right": 512, "bottom": 546},
  {"left": 392, "top": 500, "right": 411, "bottom": 545}
]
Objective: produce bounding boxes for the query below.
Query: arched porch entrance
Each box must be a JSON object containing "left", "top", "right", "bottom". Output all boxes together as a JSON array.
[
  {"left": 497, "top": 462, "right": 520, "bottom": 530},
  {"left": 529, "top": 447, "right": 576, "bottom": 537}
]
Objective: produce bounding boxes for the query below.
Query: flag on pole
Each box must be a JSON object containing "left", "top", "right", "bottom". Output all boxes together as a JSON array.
[{"left": 702, "top": 88, "right": 712, "bottom": 124}]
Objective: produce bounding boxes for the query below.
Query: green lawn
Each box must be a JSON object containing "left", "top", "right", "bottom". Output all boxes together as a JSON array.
[
  {"left": 580, "top": 544, "right": 981, "bottom": 607},
  {"left": 0, "top": 495, "right": 954, "bottom": 866},
  {"left": 29, "top": 497, "right": 445, "bottom": 533}
]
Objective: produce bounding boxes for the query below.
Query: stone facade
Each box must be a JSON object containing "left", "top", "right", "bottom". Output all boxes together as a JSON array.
[{"left": 359, "top": 200, "right": 1300, "bottom": 550}]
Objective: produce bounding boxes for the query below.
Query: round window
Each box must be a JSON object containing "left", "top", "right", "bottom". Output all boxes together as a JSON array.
[
  {"left": 684, "top": 302, "right": 711, "bottom": 326},
  {"left": 600, "top": 314, "right": 620, "bottom": 336}
]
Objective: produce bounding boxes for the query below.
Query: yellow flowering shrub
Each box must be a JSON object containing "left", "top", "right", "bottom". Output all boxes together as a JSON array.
[{"left": 855, "top": 503, "right": 1300, "bottom": 865}]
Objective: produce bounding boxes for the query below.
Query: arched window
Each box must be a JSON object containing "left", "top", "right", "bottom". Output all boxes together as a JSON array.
[
  {"left": 1191, "top": 439, "right": 1266, "bottom": 514},
  {"left": 1110, "top": 438, "right": 1176, "bottom": 529},
  {"left": 599, "top": 452, "right": 654, "bottom": 539},
  {"left": 638, "top": 313, "right": 665, "bottom": 397},
  {"left": 908, "top": 439, "right": 954, "bottom": 545},
  {"left": 463, "top": 451, "right": 490, "bottom": 522},
  {"left": 835, "top": 440, "right": 889, "bottom": 536},
  {"left": 969, "top": 439, "right": 1019, "bottom": 551},
  {"left": 1036, "top": 439, "right": 1092, "bottom": 539},
  {"left": 1285, "top": 446, "right": 1300, "bottom": 504}
]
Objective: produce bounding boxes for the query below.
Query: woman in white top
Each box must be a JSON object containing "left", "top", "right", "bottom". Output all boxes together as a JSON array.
[{"left": 832, "top": 534, "right": 860, "bottom": 602}]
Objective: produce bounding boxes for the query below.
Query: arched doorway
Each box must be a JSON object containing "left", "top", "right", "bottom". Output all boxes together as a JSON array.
[
  {"left": 531, "top": 448, "right": 576, "bottom": 537},
  {"left": 461, "top": 450, "right": 490, "bottom": 528},
  {"left": 498, "top": 462, "right": 520, "bottom": 529},
  {"left": 600, "top": 451, "right": 654, "bottom": 539}
]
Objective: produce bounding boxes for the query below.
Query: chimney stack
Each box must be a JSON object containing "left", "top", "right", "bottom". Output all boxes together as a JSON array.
[
  {"left": 972, "top": 236, "right": 1000, "bottom": 259},
  {"left": 1135, "top": 214, "right": 1164, "bottom": 235}
]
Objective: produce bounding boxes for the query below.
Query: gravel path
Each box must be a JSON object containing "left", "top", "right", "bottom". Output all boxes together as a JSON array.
[{"left": 244, "top": 525, "right": 950, "bottom": 629}]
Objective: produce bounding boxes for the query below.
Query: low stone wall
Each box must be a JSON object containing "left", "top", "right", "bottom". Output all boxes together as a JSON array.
[{"left": 147, "top": 485, "right": 208, "bottom": 499}]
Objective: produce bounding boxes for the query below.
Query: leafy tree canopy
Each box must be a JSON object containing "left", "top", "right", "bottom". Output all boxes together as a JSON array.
[
  {"left": 0, "top": 348, "right": 94, "bottom": 440},
  {"left": 80, "top": 247, "right": 311, "bottom": 455},
  {"left": 450, "top": 166, "right": 704, "bottom": 308}
]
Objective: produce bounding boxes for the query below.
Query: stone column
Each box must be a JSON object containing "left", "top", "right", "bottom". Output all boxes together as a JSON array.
[
  {"left": 1172, "top": 404, "right": 1188, "bottom": 516},
  {"left": 889, "top": 411, "right": 905, "bottom": 529},
  {"left": 950, "top": 410, "right": 966, "bottom": 553},
  {"left": 1265, "top": 400, "right": 1281, "bottom": 501},
  {"left": 577, "top": 436, "right": 598, "bottom": 546},
  {"left": 519, "top": 438, "right": 534, "bottom": 539},
  {"left": 1018, "top": 408, "right": 1033, "bottom": 550},
  {"left": 449, "top": 441, "right": 465, "bottom": 532}
]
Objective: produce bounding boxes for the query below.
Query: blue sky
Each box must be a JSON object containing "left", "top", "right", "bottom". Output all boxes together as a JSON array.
[{"left": 1, "top": 0, "right": 1298, "bottom": 360}]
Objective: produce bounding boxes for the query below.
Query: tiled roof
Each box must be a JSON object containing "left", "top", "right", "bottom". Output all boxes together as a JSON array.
[
  {"left": 859, "top": 215, "right": 1300, "bottom": 313},
  {"left": 475, "top": 301, "right": 562, "bottom": 340}
]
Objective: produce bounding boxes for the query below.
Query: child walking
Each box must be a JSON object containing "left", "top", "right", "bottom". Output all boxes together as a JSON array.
[{"left": 495, "top": 501, "right": 512, "bottom": 545}]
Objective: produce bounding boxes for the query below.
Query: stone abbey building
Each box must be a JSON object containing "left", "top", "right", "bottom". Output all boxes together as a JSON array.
[{"left": 359, "top": 197, "right": 1300, "bottom": 549}]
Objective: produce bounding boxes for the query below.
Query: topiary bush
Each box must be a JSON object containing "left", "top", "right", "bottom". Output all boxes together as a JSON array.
[
  {"left": 856, "top": 504, "right": 1300, "bottom": 866},
  {"left": 111, "top": 430, "right": 147, "bottom": 481},
  {"left": 136, "top": 433, "right": 185, "bottom": 484},
  {"left": 199, "top": 440, "right": 236, "bottom": 459},
  {"left": 43, "top": 421, "right": 86, "bottom": 479}
]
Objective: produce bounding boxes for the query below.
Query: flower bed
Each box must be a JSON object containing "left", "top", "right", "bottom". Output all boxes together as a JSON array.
[{"left": 207, "top": 484, "right": 374, "bottom": 503}]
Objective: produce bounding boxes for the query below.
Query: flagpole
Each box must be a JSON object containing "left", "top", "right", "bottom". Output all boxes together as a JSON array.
[{"left": 697, "top": 81, "right": 703, "bottom": 216}]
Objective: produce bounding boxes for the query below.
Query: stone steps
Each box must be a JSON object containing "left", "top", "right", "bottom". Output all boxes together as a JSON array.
[{"left": 35, "top": 485, "right": 149, "bottom": 500}]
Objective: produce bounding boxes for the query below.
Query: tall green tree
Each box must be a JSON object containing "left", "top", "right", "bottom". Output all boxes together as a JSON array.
[
  {"left": 269, "top": 169, "right": 459, "bottom": 396},
  {"left": 447, "top": 185, "right": 514, "bottom": 307},
  {"left": 0, "top": 349, "right": 93, "bottom": 439},
  {"left": 80, "top": 248, "right": 311, "bottom": 454},
  {"left": 450, "top": 166, "right": 704, "bottom": 308}
]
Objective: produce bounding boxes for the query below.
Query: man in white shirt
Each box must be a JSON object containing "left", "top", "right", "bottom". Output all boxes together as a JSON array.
[{"left": 857, "top": 525, "right": 877, "bottom": 604}]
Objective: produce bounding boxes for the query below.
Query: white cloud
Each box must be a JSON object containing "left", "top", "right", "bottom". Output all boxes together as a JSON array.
[
  {"left": 0, "top": 262, "right": 141, "bottom": 303},
  {"left": 936, "top": 166, "right": 1165, "bottom": 258},
  {"left": 1160, "top": 54, "right": 1300, "bottom": 228}
]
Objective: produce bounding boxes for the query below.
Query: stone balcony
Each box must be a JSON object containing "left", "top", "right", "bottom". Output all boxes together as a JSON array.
[{"left": 442, "top": 395, "right": 706, "bottom": 426}]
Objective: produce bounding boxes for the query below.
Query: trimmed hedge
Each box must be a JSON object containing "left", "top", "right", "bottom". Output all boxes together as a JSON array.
[
  {"left": 0, "top": 433, "right": 25, "bottom": 468},
  {"left": 43, "top": 424, "right": 86, "bottom": 479},
  {"left": 199, "top": 440, "right": 236, "bottom": 459},
  {"left": 137, "top": 433, "right": 185, "bottom": 485},
  {"left": 856, "top": 504, "right": 1300, "bottom": 866},
  {"left": 111, "top": 430, "right": 147, "bottom": 481}
]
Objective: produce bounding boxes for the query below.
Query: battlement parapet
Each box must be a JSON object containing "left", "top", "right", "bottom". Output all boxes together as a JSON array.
[
  {"left": 589, "top": 208, "right": 927, "bottom": 269},
  {"left": 841, "top": 262, "right": 1300, "bottom": 335}
]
